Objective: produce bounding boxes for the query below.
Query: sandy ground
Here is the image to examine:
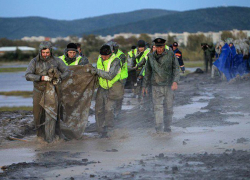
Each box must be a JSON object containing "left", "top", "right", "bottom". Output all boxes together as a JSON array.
[{"left": 0, "top": 72, "right": 250, "bottom": 179}]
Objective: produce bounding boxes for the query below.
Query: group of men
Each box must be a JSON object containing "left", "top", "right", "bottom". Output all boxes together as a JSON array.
[{"left": 26, "top": 38, "right": 183, "bottom": 142}]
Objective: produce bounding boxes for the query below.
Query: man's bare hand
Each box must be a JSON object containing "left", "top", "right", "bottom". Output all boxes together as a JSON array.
[{"left": 171, "top": 82, "right": 178, "bottom": 91}]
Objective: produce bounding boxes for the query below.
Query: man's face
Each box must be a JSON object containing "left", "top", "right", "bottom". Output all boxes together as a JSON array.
[
  {"left": 77, "top": 47, "right": 81, "bottom": 53},
  {"left": 156, "top": 46, "right": 165, "bottom": 54},
  {"left": 41, "top": 49, "right": 51, "bottom": 59},
  {"left": 152, "top": 46, "right": 156, "bottom": 52},
  {"left": 138, "top": 47, "right": 145, "bottom": 53},
  {"left": 172, "top": 46, "right": 177, "bottom": 50},
  {"left": 101, "top": 54, "right": 111, "bottom": 60},
  {"left": 67, "top": 51, "right": 77, "bottom": 58}
]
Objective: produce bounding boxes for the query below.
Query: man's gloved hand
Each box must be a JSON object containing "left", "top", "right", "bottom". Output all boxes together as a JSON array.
[
  {"left": 41, "top": 76, "right": 52, "bottom": 81},
  {"left": 180, "top": 66, "right": 185, "bottom": 73},
  {"left": 90, "top": 68, "right": 97, "bottom": 75}
]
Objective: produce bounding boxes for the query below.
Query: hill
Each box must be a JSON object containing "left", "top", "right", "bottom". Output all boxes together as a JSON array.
[
  {"left": 90, "top": 7, "right": 250, "bottom": 35},
  {"left": 0, "top": 9, "right": 176, "bottom": 39}
]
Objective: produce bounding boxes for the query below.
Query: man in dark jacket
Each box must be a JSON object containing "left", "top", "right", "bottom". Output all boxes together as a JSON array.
[
  {"left": 142, "top": 38, "right": 180, "bottom": 133},
  {"left": 201, "top": 42, "right": 215, "bottom": 73},
  {"left": 172, "top": 42, "right": 185, "bottom": 73},
  {"left": 25, "top": 41, "right": 69, "bottom": 142}
]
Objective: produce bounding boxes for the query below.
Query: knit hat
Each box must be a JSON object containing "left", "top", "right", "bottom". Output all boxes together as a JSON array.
[
  {"left": 100, "top": 45, "right": 112, "bottom": 55},
  {"left": 66, "top": 43, "right": 77, "bottom": 51},
  {"left": 137, "top": 40, "right": 146, "bottom": 47}
]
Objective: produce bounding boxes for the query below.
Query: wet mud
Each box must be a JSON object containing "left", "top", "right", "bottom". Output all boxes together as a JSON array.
[
  {"left": 93, "top": 150, "right": 250, "bottom": 180},
  {"left": 1, "top": 72, "right": 250, "bottom": 179}
]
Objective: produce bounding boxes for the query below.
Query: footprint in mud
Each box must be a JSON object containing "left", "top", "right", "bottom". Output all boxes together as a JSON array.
[
  {"left": 236, "top": 138, "right": 249, "bottom": 144},
  {"left": 108, "top": 129, "right": 129, "bottom": 140},
  {"left": 147, "top": 130, "right": 171, "bottom": 138},
  {"left": 105, "top": 149, "right": 118, "bottom": 152}
]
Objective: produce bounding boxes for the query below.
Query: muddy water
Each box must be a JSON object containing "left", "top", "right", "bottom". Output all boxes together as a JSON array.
[
  {"left": 1, "top": 72, "right": 250, "bottom": 179},
  {"left": 1, "top": 96, "right": 250, "bottom": 178},
  {"left": 0, "top": 95, "right": 32, "bottom": 107},
  {"left": 0, "top": 148, "right": 35, "bottom": 167},
  {"left": 2, "top": 113, "right": 249, "bottom": 178}
]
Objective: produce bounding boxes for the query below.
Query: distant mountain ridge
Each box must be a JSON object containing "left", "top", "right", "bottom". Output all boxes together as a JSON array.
[
  {"left": 0, "top": 7, "right": 249, "bottom": 39},
  {"left": 0, "top": 9, "right": 177, "bottom": 39},
  {"left": 90, "top": 7, "right": 250, "bottom": 35}
]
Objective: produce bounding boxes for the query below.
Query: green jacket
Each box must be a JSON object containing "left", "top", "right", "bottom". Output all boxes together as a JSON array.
[
  {"left": 204, "top": 42, "right": 215, "bottom": 57},
  {"left": 142, "top": 49, "right": 180, "bottom": 87}
]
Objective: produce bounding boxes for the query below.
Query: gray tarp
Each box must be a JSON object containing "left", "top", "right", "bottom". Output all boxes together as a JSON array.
[{"left": 40, "top": 64, "right": 96, "bottom": 140}]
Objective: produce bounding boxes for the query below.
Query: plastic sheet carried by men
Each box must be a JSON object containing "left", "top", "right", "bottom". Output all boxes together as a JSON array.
[
  {"left": 214, "top": 42, "right": 250, "bottom": 81},
  {"left": 40, "top": 64, "right": 97, "bottom": 140}
]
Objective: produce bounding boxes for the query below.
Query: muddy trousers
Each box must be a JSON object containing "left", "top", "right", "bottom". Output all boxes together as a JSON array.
[
  {"left": 152, "top": 86, "right": 174, "bottom": 132},
  {"left": 95, "top": 87, "right": 116, "bottom": 134},
  {"left": 33, "top": 88, "right": 58, "bottom": 142},
  {"left": 114, "top": 79, "right": 126, "bottom": 117}
]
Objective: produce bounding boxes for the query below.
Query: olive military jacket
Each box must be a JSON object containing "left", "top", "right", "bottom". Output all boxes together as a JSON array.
[
  {"left": 142, "top": 49, "right": 180, "bottom": 87},
  {"left": 25, "top": 55, "right": 69, "bottom": 90}
]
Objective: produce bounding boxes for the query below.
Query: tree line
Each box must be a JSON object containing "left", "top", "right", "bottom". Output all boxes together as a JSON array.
[{"left": 0, "top": 31, "right": 248, "bottom": 62}]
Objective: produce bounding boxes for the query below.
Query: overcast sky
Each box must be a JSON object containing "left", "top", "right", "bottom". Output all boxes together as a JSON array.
[{"left": 0, "top": 0, "right": 249, "bottom": 20}]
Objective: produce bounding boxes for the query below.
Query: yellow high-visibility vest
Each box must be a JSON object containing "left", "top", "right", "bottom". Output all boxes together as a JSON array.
[
  {"left": 97, "top": 54, "right": 121, "bottom": 89},
  {"left": 59, "top": 55, "right": 81, "bottom": 66}
]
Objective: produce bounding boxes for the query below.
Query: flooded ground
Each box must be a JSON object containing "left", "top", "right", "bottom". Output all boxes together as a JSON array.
[
  {"left": 0, "top": 72, "right": 33, "bottom": 92},
  {"left": 0, "top": 72, "right": 250, "bottom": 179}
]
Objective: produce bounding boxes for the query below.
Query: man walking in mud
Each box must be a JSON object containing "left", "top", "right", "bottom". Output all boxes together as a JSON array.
[
  {"left": 142, "top": 38, "right": 180, "bottom": 133},
  {"left": 25, "top": 41, "right": 69, "bottom": 142},
  {"left": 132, "top": 40, "right": 151, "bottom": 102},
  {"left": 90, "top": 45, "right": 123, "bottom": 138}
]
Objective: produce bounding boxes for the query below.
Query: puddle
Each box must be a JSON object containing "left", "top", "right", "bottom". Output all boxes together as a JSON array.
[
  {"left": 0, "top": 64, "right": 28, "bottom": 68},
  {"left": 0, "top": 95, "right": 32, "bottom": 107},
  {"left": 185, "top": 67, "right": 201, "bottom": 72},
  {"left": 0, "top": 148, "right": 36, "bottom": 167},
  {"left": 0, "top": 72, "right": 33, "bottom": 92}
]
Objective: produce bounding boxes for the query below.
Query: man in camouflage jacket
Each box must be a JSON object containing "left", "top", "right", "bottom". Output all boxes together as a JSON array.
[{"left": 142, "top": 38, "right": 180, "bottom": 133}]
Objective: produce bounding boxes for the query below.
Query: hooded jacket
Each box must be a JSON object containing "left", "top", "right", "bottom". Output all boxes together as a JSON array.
[{"left": 25, "top": 41, "right": 69, "bottom": 91}]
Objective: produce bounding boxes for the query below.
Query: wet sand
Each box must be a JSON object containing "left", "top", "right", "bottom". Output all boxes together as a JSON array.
[{"left": 1, "top": 72, "right": 250, "bottom": 179}]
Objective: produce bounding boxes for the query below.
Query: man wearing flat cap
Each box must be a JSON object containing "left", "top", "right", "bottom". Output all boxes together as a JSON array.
[
  {"left": 142, "top": 38, "right": 180, "bottom": 133},
  {"left": 91, "top": 45, "right": 123, "bottom": 138},
  {"left": 59, "top": 43, "right": 87, "bottom": 66}
]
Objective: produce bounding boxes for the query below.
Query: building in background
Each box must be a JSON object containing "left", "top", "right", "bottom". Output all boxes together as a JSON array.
[
  {"left": 0, "top": 46, "right": 36, "bottom": 55},
  {"left": 20, "top": 29, "right": 250, "bottom": 46}
]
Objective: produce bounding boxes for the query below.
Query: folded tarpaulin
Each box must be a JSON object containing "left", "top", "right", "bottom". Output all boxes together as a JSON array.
[{"left": 39, "top": 64, "right": 96, "bottom": 140}]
